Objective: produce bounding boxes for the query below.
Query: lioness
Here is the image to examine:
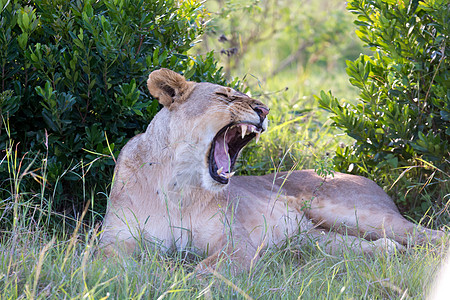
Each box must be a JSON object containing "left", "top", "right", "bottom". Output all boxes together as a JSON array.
[{"left": 100, "top": 68, "right": 443, "bottom": 271}]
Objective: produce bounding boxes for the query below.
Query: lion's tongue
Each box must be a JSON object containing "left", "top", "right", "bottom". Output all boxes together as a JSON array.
[{"left": 214, "top": 135, "right": 231, "bottom": 174}]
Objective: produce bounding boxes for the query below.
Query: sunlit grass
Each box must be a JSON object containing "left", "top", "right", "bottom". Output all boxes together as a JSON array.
[{"left": 236, "top": 64, "right": 357, "bottom": 176}]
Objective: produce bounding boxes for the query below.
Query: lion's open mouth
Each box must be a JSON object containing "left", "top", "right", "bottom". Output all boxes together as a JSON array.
[{"left": 208, "top": 123, "right": 263, "bottom": 184}]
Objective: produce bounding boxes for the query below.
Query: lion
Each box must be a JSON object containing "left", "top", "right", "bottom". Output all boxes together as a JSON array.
[{"left": 100, "top": 68, "right": 443, "bottom": 271}]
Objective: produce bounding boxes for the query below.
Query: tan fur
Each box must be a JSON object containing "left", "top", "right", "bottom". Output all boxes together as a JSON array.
[{"left": 100, "top": 69, "right": 443, "bottom": 271}]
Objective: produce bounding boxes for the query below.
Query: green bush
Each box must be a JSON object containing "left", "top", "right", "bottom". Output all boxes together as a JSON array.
[
  {"left": 0, "top": 0, "right": 231, "bottom": 225},
  {"left": 318, "top": 0, "right": 449, "bottom": 216}
]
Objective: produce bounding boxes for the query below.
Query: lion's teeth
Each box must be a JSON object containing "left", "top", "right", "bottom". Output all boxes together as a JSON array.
[
  {"left": 255, "top": 132, "right": 261, "bottom": 144},
  {"left": 224, "top": 172, "right": 235, "bottom": 179},
  {"left": 217, "top": 167, "right": 224, "bottom": 175},
  {"left": 241, "top": 124, "right": 247, "bottom": 139},
  {"left": 250, "top": 126, "right": 255, "bottom": 133}
]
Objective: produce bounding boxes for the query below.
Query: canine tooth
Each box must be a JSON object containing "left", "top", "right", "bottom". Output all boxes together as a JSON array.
[
  {"left": 217, "top": 167, "right": 223, "bottom": 175},
  {"left": 255, "top": 132, "right": 261, "bottom": 144},
  {"left": 241, "top": 124, "right": 247, "bottom": 139},
  {"left": 224, "top": 172, "right": 235, "bottom": 179}
]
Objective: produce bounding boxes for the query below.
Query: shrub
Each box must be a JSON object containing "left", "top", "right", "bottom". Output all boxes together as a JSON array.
[
  {"left": 0, "top": 0, "right": 231, "bottom": 226},
  {"left": 318, "top": 0, "right": 449, "bottom": 216}
]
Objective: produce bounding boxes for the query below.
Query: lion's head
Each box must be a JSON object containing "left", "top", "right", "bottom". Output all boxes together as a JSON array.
[{"left": 147, "top": 68, "right": 269, "bottom": 190}]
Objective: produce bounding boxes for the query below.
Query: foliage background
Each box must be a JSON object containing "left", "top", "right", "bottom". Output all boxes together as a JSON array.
[{"left": 0, "top": 0, "right": 234, "bottom": 228}]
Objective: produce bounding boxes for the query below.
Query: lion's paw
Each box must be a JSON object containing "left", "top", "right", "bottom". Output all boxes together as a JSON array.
[{"left": 372, "top": 237, "right": 406, "bottom": 255}]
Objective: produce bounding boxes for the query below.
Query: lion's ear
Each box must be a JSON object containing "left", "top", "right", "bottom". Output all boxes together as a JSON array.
[{"left": 147, "top": 68, "right": 193, "bottom": 109}]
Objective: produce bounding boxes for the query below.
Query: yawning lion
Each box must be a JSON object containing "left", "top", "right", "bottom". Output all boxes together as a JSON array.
[{"left": 100, "top": 68, "right": 443, "bottom": 271}]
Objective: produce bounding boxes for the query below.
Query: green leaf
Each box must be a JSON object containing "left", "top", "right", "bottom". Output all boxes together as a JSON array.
[
  {"left": 183, "top": 67, "right": 195, "bottom": 79},
  {"left": 17, "top": 32, "right": 28, "bottom": 50}
]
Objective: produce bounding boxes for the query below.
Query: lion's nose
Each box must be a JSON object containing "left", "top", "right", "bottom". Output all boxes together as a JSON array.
[{"left": 253, "top": 106, "right": 269, "bottom": 121}]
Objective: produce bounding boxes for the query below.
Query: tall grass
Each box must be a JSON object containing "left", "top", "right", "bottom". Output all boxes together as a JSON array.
[{"left": 0, "top": 202, "right": 447, "bottom": 298}]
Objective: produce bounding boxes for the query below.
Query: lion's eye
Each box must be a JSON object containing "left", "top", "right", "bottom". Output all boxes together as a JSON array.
[
  {"left": 215, "top": 91, "right": 228, "bottom": 98},
  {"left": 215, "top": 91, "right": 235, "bottom": 101}
]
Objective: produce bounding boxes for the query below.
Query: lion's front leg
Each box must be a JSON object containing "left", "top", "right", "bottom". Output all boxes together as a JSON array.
[
  {"left": 196, "top": 243, "right": 259, "bottom": 275},
  {"left": 98, "top": 219, "right": 140, "bottom": 257},
  {"left": 194, "top": 224, "right": 259, "bottom": 274}
]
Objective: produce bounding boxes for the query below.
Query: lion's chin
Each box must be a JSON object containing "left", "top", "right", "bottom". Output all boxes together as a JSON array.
[
  {"left": 208, "top": 123, "right": 263, "bottom": 185},
  {"left": 201, "top": 170, "right": 230, "bottom": 192}
]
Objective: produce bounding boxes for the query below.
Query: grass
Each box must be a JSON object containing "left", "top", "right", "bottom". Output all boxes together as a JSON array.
[{"left": 0, "top": 210, "right": 447, "bottom": 299}]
